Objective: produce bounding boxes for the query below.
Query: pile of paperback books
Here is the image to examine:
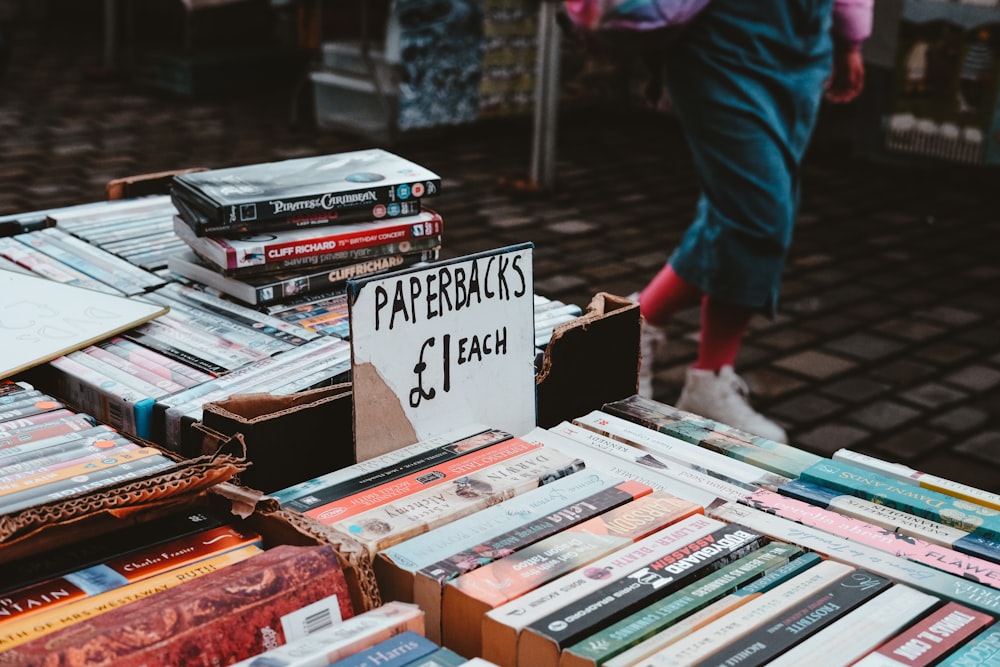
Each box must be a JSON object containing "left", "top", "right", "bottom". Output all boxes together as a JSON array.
[{"left": 167, "top": 148, "right": 444, "bottom": 307}]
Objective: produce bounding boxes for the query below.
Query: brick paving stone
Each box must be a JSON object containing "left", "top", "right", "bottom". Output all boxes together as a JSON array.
[
  {"left": 898, "top": 382, "right": 968, "bottom": 409},
  {"left": 913, "top": 342, "right": 978, "bottom": 365},
  {"left": 848, "top": 400, "right": 922, "bottom": 432},
  {"left": 874, "top": 318, "right": 946, "bottom": 342},
  {"left": 915, "top": 306, "right": 983, "bottom": 327},
  {"left": 769, "top": 392, "right": 844, "bottom": 423},
  {"left": 797, "top": 313, "right": 862, "bottom": 335},
  {"left": 871, "top": 426, "right": 950, "bottom": 462},
  {"left": 956, "top": 324, "right": 1000, "bottom": 348},
  {"left": 738, "top": 367, "right": 806, "bottom": 400},
  {"left": 774, "top": 349, "right": 857, "bottom": 379},
  {"left": 795, "top": 423, "right": 871, "bottom": 455},
  {"left": 869, "top": 359, "right": 939, "bottom": 386},
  {"left": 820, "top": 376, "right": 891, "bottom": 403},
  {"left": 953, "top": 431, "right": 1000, "bottom": 467},
  {"left": 823, "top": 332, "right": 906, "bottom": 362},
  {"left": 929, "top": 406, "right": 990, "bottom": 434},
  {"left": 945, "top": 365, "right": 1000, "bottom": 392},
  {"left": 534, "top": 274, "right": 589, "bottom": 295},
  {"left": 754, "top": 328, "right": 819, "bottom": 351}
]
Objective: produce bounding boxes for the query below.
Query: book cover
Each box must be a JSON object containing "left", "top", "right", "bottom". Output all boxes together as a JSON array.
[
  {"left": 481, "top": 515, "right": 725, "bottom": 667},
  {"left": 852, "top": 601, "right": 994, "bottom": 667},
  {"left": 602, "top": 553, "right": 824, "bottom": 667},
  {"left": 741, "top": 488, "right": 1000, "bottom": 588},
  {"left": 777, "top": 479, "right": 1000, "bottom": 565},
  {"left": 572, "top": 410, "right": 790, "bottom": 491},
  {"left": 698, "top": 569, "right": 894, "bottom": 667},
  {"left": 171, "top": 149, "right": 441, "bottom": 227},
  {"left": 600, "top": 395, "right": 822, "bottom": 478},
  {"left": 0, "top": 523, "right": 262, "bottom": 626},
  {"left": 633, "top": 560, "right": 857, "bottom": 667},
  {"left": 376, "top": 470, "right": 631, "bottom": 603},
  {"left": 761, "top": 584, "right": 942, "bottom": 667},
  {"left": 442, "top": 491, "right": 703, "bottom": 659},
  {"left": 168, "top": 244, "right": 440, "bottom": 306},
  {"left": 323, "top": 448, "right": 589, "bottom": 558},
  {"left": 229, "top": 601, "right": 425, "bottom": 667},
  {"left": 414, "top": 478, "right": 653, "bottom": 642},
  {"left": 937, "top": 625, "right": 1000, "bottom": 666},
  {"left": 2, "top": 544, "right": 354, "bottom": 665},
  {"left": 799, "top": 458, "right": 1000, "bottom": 542},
  {"left": 707, "top": 499, "right": 1000, "bottom": 616},
  {"left": 329, "top": 631, "right": 440, "bottom": 667},
  {"left": 405, "top": 647, "right": 468, "bottom": 667},
  {"left": 516, "top": 525, "right": 768, "bottom": 667},
  {"left": 833, "top": 448, "right": 1000, "bottom": 512},
  {"left": 559, "top": 542, "right": 803, "bottom": 667}
]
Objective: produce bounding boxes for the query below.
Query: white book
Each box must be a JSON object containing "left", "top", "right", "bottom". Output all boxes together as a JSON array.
[
  {"left": 708, "top": 499, "right": 1000, "bottom": 615},
  {"left": 574, "top": 410, "right": 790, "bottom": 490},
  {"left": 541, "top": 423, "right": 748, "bottom": 502},
  {"left": 634, "top": 560, "right": 854, "bottom": 667},
  {"left": 764, "top": 585, "right": 940, "bottom": 667}
]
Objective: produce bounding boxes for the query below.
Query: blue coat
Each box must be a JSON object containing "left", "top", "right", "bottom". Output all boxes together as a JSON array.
[{"left": 665, "top": 0, "right": 835, "bottom": 314}]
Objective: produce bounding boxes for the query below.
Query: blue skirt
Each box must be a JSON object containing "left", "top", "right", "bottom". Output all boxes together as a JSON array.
[{"left": 665, "top": 0, "right": 834, "bottom": 313}]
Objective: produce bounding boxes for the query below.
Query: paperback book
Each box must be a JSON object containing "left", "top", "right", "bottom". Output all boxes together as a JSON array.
[{"left": 171, "top": 149, "right": 441, "bottom": 234}]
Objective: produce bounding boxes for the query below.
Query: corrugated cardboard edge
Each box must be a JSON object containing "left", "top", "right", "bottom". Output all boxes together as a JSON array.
[
  {"left": 199, "top": 384, "right": 353, "bottom": 427},
  {"left": 261, "top": 507, "right": 382, "bottom": 612},
  {"left": 0, "top": 448, "right": 249, "bottom": 547},
  {"left": 535, "top": 291, "right": 639, "bottom": 384}
]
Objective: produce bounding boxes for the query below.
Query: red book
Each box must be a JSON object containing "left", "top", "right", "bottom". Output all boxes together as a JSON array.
[{"left": 2, "top": 544, "right": 354, "bottom": 666}]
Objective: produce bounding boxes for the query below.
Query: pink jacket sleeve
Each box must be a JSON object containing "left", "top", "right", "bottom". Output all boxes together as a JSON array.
[{"left": 832, "top": 0, "right": 874, "bottom": 48}]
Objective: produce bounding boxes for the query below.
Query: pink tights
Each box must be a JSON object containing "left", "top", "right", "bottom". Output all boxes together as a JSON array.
[{"left": 639, "top": 265, "right": 753, "bottom": 372}]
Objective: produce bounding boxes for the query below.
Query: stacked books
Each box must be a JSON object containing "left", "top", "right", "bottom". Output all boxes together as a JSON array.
[
  {"left": 272, "top": 397, "right": 1000, "bottom": 667},
  {"left": 167, "top": 149, "right": 444, "bottom": 307}
]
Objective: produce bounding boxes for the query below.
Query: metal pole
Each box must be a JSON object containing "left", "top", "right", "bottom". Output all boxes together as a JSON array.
[{"left": 530, "top": 0, "right": 561, "bottom": 191}]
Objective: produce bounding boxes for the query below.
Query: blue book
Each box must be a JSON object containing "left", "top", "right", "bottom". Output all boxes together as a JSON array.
[
  {"left": 401, "top": 647, "right": 467, "bottom": 667},
  {"left": 330, "top": 631, "right": 439, "bottom": 667}
]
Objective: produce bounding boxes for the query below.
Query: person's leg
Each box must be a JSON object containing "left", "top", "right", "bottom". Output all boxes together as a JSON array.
[
  {"left": 692, "top": 294, "right": 752, "bottom": 371},
  {"left": 638, "top": 264, "right": 702, "bottom": 326}
]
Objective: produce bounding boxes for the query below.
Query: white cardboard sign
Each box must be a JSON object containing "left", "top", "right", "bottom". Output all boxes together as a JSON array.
[{"left": 348, "top": 244, "right": 536, "bottom": 461}]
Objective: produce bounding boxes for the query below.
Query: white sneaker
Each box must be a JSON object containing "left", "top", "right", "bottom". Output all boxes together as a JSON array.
[
  {"left": 630, "top": 292, "right": 666, "bottom": 399},
  {"left": 676, "top": 365, "right": 788, "bottom": 443}
]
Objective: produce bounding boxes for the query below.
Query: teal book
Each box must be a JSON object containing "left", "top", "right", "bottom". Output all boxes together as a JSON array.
[
  {"left": 330, "top": 631, "right": 438, "bottom": 667},
  {"left": 799, "top": 458, "right": 1000, "bottom": 542},
  {"left": 402, "top": 647, "right": 467, "bottom": 667},
  {"left": 937, "top": 626, "right": 1000, "bottom": 666}
]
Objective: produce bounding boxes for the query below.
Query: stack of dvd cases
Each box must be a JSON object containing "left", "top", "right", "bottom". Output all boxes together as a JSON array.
[{"left": 167, "top": 149, "right": 445, "bottom": 307}]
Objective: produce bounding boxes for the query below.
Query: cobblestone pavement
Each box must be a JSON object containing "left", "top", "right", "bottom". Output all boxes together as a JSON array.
[{"left": 2, "top": 8, "right": 999, "bottom": 490}]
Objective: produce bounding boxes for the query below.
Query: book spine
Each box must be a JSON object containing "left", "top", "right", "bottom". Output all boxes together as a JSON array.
[
  {"left": 120, "top": 329, "right": 230, "bottom": 377},
  {"left": 741, "top": 488, "right": 1000, "bottom": 588},
  {"left": 854, "top": 601, "right": 993, "bottom": 667},
  {"left": 0, "top": 439, "right": 140, "bottom": 481},
  {"left": 517, "top": 526, "right": 769, "bottom": 667},
  {"left": 800, "top": 458, "right": 1000, "bottom": 541},
  {"left": 707, "top": 499, "right": 1000, "bottom": 615},
  {"left": 561, "top": 542, "right": 803, "bottom": 667},
  {"left": 600, "top": 395, "right": 822, "bottom": 478},
  {"left": 0, "top": 409, "right": 82, "bottom": 434},
  {"left": 0, "top": 524, "right": 262, "bottom": 626},
  {"left": 636, "top": 560, "right": 857, "bottom": 667},
  {"left": 46, "top": 355, "right": 148, "bottom": 436},
  {"left": 0, "top": 237, "right": 116, "bottom": 293},
  {"left": 416, "top": 478, "right": 652, "bottom": 643},
  {"left": 15, "top": 230, "right": 149, "bottom": 296},
  {"left": 0, "top": 419, "right": 106, "bottom": 457},
  {"left": 762, "top": 585, "right": 942, "bottom": 667},
  {"left": 227, "top": 601, "right": 425, "bottom": 667},
  {"left": 190, "top": 198, "right": 424, "bottom": 237},
  {"left": 541, "top": 423, "right": 751, "bottom": 502},
  {"left": 481, "top": 515, "right": 725, "bottom": 667},
  {"left": 66, "top": 350, "right": 172, "bottom": 399},
  {"left": 0, "top": 544, "right": 263, "bottom": 651},
  {"left": 329, "top": 450, "right": 589, "bottom": 558},
  {"left": 326, "top": 630, "right": 440, "bottom": 667},
  {"left": 0, "top": 394, "right": 66, "bottom": 423},
  {"left": 602, "top": 554, "right": 825, "bottom": 667},
  {"left": 99, "top": 336, "right": 214, "bottom": 387},
  {"left": 833, "top": 448, "right": 1000, "bottom": 512},
  {"left": 572, "top": 410, "right": 790, "bottom": 490},
  {"left": 937, "top": 626, "right": 1000, "bottom": 666},
  {"left": 696, "top": 569, "right": 894, "bottom": 667},
  {"left": 283, "top": 428, "right": 511, "bottom": 513},
  {"left": 296, "top": 437, "right": 545, "bottom": 520},
  {"left": 79, "top": 345, "right": 187, "bottom": 394},
  {"left": 271, "top": 424, "right": 495, "bottom": 506}
]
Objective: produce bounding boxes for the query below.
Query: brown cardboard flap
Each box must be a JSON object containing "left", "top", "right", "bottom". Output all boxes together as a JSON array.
[
  {"left": 0, "top": 450, "right": 249, "bottom": 556},
  {"left": 535, "top": 292, "right": 640, "bottom": 428},
  {"left": 198, "top": 384, "right": 355, "bottom": 494}
]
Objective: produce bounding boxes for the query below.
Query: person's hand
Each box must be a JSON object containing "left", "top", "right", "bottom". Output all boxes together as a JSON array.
[{"left": 825, "top": 47, "right": 865, "bottom": 103}]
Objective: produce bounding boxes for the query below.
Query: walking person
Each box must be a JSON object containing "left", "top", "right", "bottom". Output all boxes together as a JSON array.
[{"left": 635, "top": 0, "right": 873, "bottom": 443}]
